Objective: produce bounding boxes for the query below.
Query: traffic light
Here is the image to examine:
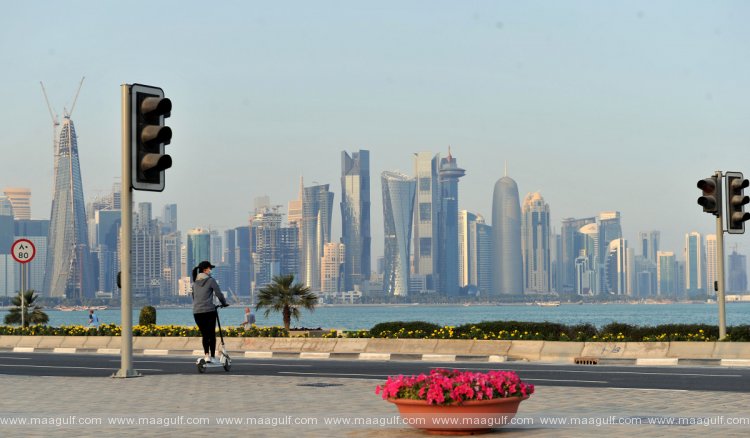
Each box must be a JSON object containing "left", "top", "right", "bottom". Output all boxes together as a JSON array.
[
  {"left": 726, "top": 171, "right": 750, "bottom": 234},
  {"left": 130, "top": 84, "right": 172, "bottom": 191},
  {"left": 697, "top": 175, "right": 721, "bottom": 216}
]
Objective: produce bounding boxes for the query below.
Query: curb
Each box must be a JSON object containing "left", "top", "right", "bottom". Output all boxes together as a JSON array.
[{"left": 4, "top": 347, "right": 750, "bottom": 366}]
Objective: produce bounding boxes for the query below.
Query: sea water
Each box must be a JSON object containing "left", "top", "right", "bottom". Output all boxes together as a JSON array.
[{"left": 2, "top": 302, "right": 750, "bottom": 330}]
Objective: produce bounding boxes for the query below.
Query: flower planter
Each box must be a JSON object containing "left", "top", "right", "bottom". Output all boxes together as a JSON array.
[{"left": 388, "top": 396, "right": 528, "bottom": 435}]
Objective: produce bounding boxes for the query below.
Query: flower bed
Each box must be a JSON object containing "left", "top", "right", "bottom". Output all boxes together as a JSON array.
[{"left": 376, "top": 368, "right": 534, "bottom": 405}]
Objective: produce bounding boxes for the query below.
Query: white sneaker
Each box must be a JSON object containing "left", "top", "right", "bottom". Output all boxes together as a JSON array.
[{"left": 204, "top": 356, "right": 212, "bottom": 363}]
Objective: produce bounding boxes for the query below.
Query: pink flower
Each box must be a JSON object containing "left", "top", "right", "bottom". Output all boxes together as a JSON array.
[{"left": 377, "top": 368, "right": 533, "bottom": 405}]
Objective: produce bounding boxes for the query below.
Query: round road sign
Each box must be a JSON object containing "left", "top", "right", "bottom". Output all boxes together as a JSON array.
[{"left": 11, "top": 239, "right": 36, "bottom": 264}]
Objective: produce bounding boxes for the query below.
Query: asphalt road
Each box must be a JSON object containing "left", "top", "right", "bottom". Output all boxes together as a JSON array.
[{"left": 1, "top": 352, "right": 748, "bottom": 393}]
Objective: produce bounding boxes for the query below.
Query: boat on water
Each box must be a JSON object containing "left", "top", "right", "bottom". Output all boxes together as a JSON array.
[{"left": 535, "top": 301, "right": 561, "bottom": 307}]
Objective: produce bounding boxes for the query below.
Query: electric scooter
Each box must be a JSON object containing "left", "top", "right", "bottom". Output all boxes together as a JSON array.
[{"left": 196, "top": 304, "right": 231, "bottom": 373}]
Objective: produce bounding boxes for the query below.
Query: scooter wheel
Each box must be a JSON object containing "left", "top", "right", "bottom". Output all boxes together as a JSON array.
[
  {"left": 223, "top": 359, "right": 231, "bottom": 372},
  {"left": 197, "top": 359, "right": 206, "bottom": 373}
]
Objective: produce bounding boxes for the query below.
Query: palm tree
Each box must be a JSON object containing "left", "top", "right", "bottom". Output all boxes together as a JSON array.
[
  {"left": 255, "top": 274, "right": 318, "bottom": 331},
  {"left": 4, "top": 290, "right": 49, "bottom": 327}
]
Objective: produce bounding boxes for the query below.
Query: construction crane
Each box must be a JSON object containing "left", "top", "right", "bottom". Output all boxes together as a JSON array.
[
  {"left": 64, "top": 76, "right": 85, "bottom": 118},
  {"left": 40, "top": 81, "right": 60, "bottom": 153}
]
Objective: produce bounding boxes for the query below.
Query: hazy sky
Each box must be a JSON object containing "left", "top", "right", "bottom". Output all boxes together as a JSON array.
[{"left": 2, "top": 1, "right": 749, "bottom": 261}]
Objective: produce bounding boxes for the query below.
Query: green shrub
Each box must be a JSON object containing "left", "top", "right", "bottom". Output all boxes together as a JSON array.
[
  {"left": 138, "top": 306, "right": 157, "bottom": 326},
  {"left": 369, "top": 321, "right": 441, "bottom": 337}
]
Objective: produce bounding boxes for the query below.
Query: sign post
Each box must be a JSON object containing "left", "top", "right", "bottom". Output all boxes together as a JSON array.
[{"left": 11, "top": 239, "right": 36, "bottom": 328}]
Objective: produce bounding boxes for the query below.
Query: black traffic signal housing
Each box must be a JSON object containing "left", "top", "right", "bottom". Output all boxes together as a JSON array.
[
  {"left": 726, "top": 172, "right": 750, "bottom": 234},
  {"left": 130, "top": 84, "right": 172, "bottom": 191},
  {"left": 697, "top": 176, "right": 721, "bottom": 216}
]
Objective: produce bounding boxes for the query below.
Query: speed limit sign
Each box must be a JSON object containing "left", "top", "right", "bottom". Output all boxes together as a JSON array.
[{"left": 11, "top": 239, "right": 36, "bottom": 264}]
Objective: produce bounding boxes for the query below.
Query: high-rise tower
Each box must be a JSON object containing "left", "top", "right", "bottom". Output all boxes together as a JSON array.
[
  {"left": 521, "top": 192, "right": 551, "bottom": 293},
  {"left": 2, "top": 188, "right": 31, "bottom": 220},
  {"left": 382, "top": 171, "right": 416, "bottom": 296},
  {"left": 43, "top": 116, "right": 95, "bottom": 299},
  {"left": 437, "top": 149, "right": 465, "bottom": 296},
  {"left": 491, "top": 175, "right": 523, "bottom": 295},
  {"left": 413, "top": 152, "right": 439, "bottom": 292},
  {"left": 300, "top": 184, "right": 334, "bottom": 291},
  {"left": 341, "top": 150, "right": 371, "bottom": 292},
  {"left": 684, "top": 231, "right": 705, "bottom": 295}
]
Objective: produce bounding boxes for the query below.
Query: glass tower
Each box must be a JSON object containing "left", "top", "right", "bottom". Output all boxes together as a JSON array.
[
  {"left": 521, "top": 192, "right": 551, "bottom": 293},
  {"left": 301, "top": 184, "right": 334, "bottom": 291},
  {"left": 341, "top": 150, "right": 371, "bottom": 292},
  {"left": 491, "top": 175, "right": 523, "bottom": 295},
  {"left": 382, "top": 171, "right": 416, "bottom": 296},
  {"left": 43, "top": 117, "right": 95, "bottom": 299},
  {"left": 684, "top": 231, "right": 704, "bottom": 294},
  {"left": 437, "top": 150, "right": 465, "bottom": 296}
]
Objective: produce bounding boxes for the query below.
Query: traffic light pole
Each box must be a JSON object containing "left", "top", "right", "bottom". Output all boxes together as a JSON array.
[
  {"left": 715, "top": 170, "right": 727, "bottom": 340},
  {"left": 114, "top": 84, "right": 141, "bottom": 378}
]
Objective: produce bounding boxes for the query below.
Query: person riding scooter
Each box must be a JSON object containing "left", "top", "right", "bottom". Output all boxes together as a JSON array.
[{"left": 191, "top": 261, "right": 228, "bottom": 364}]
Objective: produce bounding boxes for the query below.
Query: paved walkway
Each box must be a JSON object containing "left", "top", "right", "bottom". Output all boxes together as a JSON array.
[{"left": 2, "top": 371, "right": 750, "bottom": 437}]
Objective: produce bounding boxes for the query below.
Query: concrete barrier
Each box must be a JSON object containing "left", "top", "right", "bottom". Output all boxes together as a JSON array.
[
  {"left": 623, "top": 342, "right": 670, "bottom": 358},
  {"left": 301, "top": 339, "right": 338, "bottom": 352},
  {"left": 667, "top": 342, "right": 716, "bottom": 359},
  {"left": 469, "top": 340, "right": 511, "bottom": 356},
  {"left": 712, "top": 342, "right": 750, "bottom": 359},
  {"left": 508, "top": 341, "right": 545, "bottom": 361},
  {"left": 539, "top": 341, "right": 584, "bottom": 362},
  {"left": 4, "top": 336, "right": 750, "bottom": 363},
  {"left": 270, "top": 338, "right": 306, "bottom": 352},
  {"left": 332, "top": 338, "right": 369, "bottom": 353}
]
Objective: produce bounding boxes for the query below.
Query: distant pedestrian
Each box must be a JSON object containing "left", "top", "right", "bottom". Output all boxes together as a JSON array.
[
  {"left": 241, "top": 307, "right": 256, "bottom": 328},
  {"left": 88, "top": 309, "right": 100, "bottom": 328}
]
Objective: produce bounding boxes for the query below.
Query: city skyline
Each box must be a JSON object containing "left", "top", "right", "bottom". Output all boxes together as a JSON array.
[{"left": 1, "top": 1, "right": 749, "bottom": 264}]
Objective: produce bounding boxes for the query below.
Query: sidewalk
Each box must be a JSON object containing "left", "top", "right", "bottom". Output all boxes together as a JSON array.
[{"left": 2, "top": 372, "right": 750, "bottom": 437}]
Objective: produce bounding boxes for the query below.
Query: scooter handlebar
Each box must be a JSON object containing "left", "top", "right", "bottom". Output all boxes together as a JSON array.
[{"left": 216, "top": 304, "right": 229, "bottom": 309}]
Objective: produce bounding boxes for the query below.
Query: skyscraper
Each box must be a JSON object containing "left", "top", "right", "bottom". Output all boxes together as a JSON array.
[
  {"left": 382, "top": 171, "right": 416, "bottom": 296},
  {"left": 560, "top": 217, "right": 596, "bottom": 293},
  {"left": 604, "top": 238, "right": 629, "bottom": 295},
  {"left": 321, "top": 242, "right": 345, "bottom": 294},
  {"left": 638, "top": 230, "right": 660, "bottom": 264},
  {"left": 300, "top": 184, "right": 334, "bottom": 291},
  {"left": 521, "top": 192, "right": 551, "bottom": 293},
  {"left": 162, "top": 204, "right": 178, "bottom": 234},
  {"left": 43, "top": 117, "right": 95, "bottom": 299},
  {"left": 235, "top": 226, "right": 252, "bottom": 298},
  {"left": 132, "top": 203, "right": 162, "bottom": 301},
  {"left": 657, "top": 251, "right": 676, "bottom": 297},
  {"left": 412, "top": 152, "right": 439, "bottom": 292},
  {"left": 437, "top": 149, "right": 465, "bottom": 296},
  {"left": 187, "top": 228, "right": 211, "bottom": 276},
  {"left": 684, "top": 231, "right": 705, "bottom": 295},
  {"left": 578, "top": 223, "right": 599, "bottom": 294},
  {"left": 458, "top": 211, "right": 493, "bottom": 296},
  {"left": 14, "top": 220, "right": 49, "bottom": 295},
  {"left": 341, "top": 150, "right": 371, "bottom": 292},
  {"left": 728, "top": 250, "right": 747, "bottom": 293},
  {"left": 3, "top": 188, "right": 31, "bottom": 220},
  {"left": 491, "top": 175, "right": 523, "bottom": 295}
]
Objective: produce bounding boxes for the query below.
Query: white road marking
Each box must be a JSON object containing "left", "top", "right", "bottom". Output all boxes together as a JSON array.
[
  {"left": 0, "top": 364, "right": 162, "bottom": 371},
  {"left": 525, "top": 378, "right": 608, "bottom": 384},
  {"left": 278, "top": 371, "right": 389, "bottom": 377},
  {"left": 449, "top": 366, "right": 741, "bottom": 378}
]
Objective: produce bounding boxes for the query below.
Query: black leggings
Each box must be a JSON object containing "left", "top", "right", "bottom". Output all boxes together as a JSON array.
[{"left": 194, "top": 311, "right": 217, "bottom": 356}]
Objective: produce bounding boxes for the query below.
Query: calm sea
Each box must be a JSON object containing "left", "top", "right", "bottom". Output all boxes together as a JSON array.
[{"left": 2, "top": 303, "right": 750, "bottom": 330}]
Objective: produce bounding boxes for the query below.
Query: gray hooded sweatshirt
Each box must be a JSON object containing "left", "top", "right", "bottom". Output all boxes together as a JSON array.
[{"left": 192, "top": 273, "right": 228, "bottom": 314}]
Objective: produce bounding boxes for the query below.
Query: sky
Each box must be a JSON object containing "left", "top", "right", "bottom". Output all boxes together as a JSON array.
[{"left": 1, "top": 0, "right": 749, "bottom": 262}]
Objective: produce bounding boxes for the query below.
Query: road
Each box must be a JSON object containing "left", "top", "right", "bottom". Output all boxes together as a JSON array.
[{"left": 1, "top": 352, "right": 748, "bottom": 393}]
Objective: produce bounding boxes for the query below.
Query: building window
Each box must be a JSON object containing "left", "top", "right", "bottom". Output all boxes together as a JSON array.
[{"left": 419, "top": 203, "right": 431, "bottom": 221}]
